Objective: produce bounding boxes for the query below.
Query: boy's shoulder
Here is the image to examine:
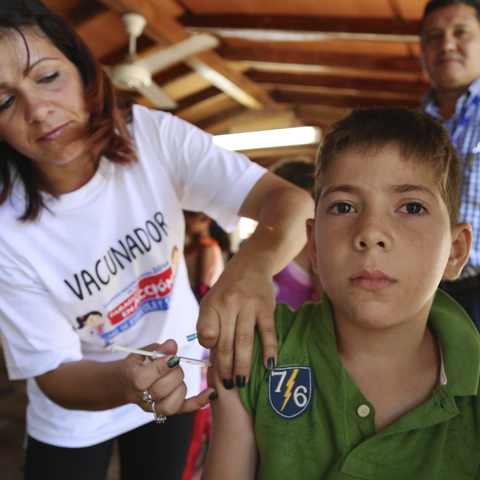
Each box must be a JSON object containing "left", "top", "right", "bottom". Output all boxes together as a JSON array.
[
  {"left": 242, "top": 290, "right": 480, "bottom": 417},
  {"left": 430, "top": 290, "right": 480, "bottom": 398},
  {"left": 240, "top": 297, "right": 339, "bottom": 417},
  {"left": 273, "top": 300, "right": 324, "bottom": 345}
]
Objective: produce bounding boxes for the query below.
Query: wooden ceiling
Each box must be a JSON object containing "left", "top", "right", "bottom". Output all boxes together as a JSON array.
[{"left": 42, "top": 0, "right": 430, "bottom": 165}]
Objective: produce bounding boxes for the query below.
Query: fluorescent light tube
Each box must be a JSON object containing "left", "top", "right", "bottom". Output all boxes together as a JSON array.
[{"left": 213, "top": 126, "right": 321, "bottom": 151}]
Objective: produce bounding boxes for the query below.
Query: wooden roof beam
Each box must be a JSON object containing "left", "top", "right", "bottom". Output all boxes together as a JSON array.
[
  {"left": 220, "top": 45, "right": 424, "bottom": 76},
  {"left": 271, "top": 90, "right": 418, "bottom": 109},
  {"left": 181, "top": 14, "right": 420, "bottom": 43},
  {"left": 246, "top": 71, "right": 429, "bottom": 97},
  {"left": 97, "top": 0, "right": 277, "bottom": 110}
]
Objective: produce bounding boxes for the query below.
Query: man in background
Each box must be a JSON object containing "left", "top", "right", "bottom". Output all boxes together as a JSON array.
[{"left": 420, "top": 0, "right": 480, "bottom": 330}]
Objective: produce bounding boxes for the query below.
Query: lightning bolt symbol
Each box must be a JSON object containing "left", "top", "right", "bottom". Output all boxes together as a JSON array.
[{"left": 281, "top": 369, "right": 299, "bottom": 411}]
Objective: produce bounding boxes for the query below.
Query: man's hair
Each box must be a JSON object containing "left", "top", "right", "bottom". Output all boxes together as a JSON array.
[
  {"left": 0, "top": 0, "right": 137, "bottom": 221},
  {"left": 421, "top": 0, "right": 480, "bottom": 32},
  {"left": 314, "top": 107, "right": 461, "bottom": 229}
]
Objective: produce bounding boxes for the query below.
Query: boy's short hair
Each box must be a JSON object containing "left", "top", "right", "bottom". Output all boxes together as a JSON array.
[
  {"left": 313, "top": 107, "right": 461, "bottom": 229},
  {"left": 420, "top": 0, "right": 480, "bottom": 32}
]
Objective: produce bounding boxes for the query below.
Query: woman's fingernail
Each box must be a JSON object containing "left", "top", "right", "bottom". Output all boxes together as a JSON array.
[
  {"left": 236, "top": 375, "right": 246, "bottom": 389},
  {"left": 167, "top": 356, "right": 180, "bottom": 368},
  {"left": 267, "top": 357, "right": 275, "bottom": 369},
  {"left": 209, "top": 391, "right": 218, "bottom": 400},
  {"left": 222, "top": 379, "right": 234, "bottom": 390}
]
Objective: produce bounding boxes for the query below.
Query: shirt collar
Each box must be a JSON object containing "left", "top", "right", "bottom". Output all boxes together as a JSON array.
[
  {"left": 422, "top": 75, "right": 480, "bottom": 121},
  {"left": 429, "top": 289, "right": 480, "bottom": 397},
  {"left": 319, "top": 289, "right": 480, "bottom": 398}
]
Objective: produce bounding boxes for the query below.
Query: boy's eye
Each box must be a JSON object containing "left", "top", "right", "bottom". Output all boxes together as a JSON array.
[
  {"left": 38, "top": 71, "right": 60, "bottom": 84},
  {"left": 330, "top": 203, "right": 355, "bottom": 214},
  {"left": 0, "top": 95, "right": 14, "bottom": 113},
  {"left": 400, "top": 202, "right": 425, "bottom": 215}
]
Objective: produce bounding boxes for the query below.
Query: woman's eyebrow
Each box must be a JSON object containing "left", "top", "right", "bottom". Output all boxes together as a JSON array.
[
  {"left": 27, "top": 56, "right": 58, "bottom": 74},
  {"left": 0, "top": 57, "right": 58, "bottom": 89}
]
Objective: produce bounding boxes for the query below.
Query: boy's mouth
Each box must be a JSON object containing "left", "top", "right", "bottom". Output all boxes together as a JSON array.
[{"left": 350, "top": 269, "right": 396, "bottom": 291}]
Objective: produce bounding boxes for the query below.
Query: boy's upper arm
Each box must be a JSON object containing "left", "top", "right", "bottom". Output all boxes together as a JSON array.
[
  {"left": 240, "top": 327, "right": 267, "bottom": 417},
  {"left": 203, "top": 351, "right": 258, "bottom": 480},
  {"left": 240, "top": 303, "right": 296, "bottom": 416},
  {"left": 203, "top": 305, "right": 296, "bottom": 480}
]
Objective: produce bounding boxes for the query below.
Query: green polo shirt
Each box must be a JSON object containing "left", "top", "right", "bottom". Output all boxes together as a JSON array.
[{"left": 240, "top": 290, "right": 480, "bottom": 479}]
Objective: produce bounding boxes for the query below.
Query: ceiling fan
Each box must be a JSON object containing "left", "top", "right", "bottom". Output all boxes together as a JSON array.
[{"left": 106, "top": 13, "right": 220, "bottom": 109}]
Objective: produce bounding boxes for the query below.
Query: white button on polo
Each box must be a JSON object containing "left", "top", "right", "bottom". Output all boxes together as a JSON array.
[{"left": 357, "top": 404, "right": 370, "bottom": 417}]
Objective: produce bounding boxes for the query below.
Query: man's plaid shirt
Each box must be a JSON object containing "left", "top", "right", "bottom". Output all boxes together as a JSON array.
[{"left": 422, "top": 75, "right": 480, "bottom": 278}]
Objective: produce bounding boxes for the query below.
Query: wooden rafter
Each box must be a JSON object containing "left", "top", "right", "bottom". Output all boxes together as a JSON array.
[
  {"left": 246, "top": 72, "right": 429, "bottom": 98},
  {"left": 181, "top": 14, "right": 421, "bottom": 42},
  {"left": 96, "top": 0, "right": 278, "bottom": 110},
  {"left": 271, "top": 90, "right": 418, "bottom": 109},
  {"left": 219, "top": 45, "right": 424, "bottom": 77},
  {"left": 180, "top": 13, "right": 420, "bottom": 36}
]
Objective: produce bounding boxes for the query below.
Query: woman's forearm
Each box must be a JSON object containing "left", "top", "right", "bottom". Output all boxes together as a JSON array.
[{"left": 35, "top": 358, "right": 129, "bottom": 411}]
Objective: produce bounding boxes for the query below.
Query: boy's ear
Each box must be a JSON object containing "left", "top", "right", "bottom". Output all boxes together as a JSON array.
[
  {"left": 306, "top": 218, "right": 319, "bottom": 275},
  {"left": 443, "top": 222, "right": 473, "bottom": 281}
]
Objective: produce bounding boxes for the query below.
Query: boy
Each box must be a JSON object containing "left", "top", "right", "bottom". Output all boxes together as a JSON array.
[{"left": 202, "top": 107, "right": 480, "bottom": 480}]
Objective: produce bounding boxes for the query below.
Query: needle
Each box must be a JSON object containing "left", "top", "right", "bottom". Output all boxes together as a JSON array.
[{"left": 111, "top": 345, "right": 211, "bottom": 367}]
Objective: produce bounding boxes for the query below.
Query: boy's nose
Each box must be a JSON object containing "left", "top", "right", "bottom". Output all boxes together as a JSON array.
[{"left": 353, "top": 216, "right": 393, "bottom": 252}]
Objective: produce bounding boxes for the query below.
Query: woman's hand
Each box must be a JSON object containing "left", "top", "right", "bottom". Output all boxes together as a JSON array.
[
  {"left": 35, "top": 340, "right": 215, "bottom": 414},
  {"left": 197, "top": 254, "right": 276, "bottom": 390},
  {"left": 196, "top": 172, "right": 314, "bottom": 389},
  {"left": 119, "top": 340, "right": 215, "bottom": 417}
]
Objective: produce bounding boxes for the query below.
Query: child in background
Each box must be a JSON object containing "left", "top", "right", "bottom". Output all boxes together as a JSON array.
[
  {"left": 202, "top": 107, "right": 480, "bottom": 480},
  {"left": 272, "top": 161, "right": 322, "bottom": 308},
  {"left": 183, "top": 212, "right": 230, "bottom": 479},
  {"left": 184, "top": 211, "right": 230, "bottom": 301}
]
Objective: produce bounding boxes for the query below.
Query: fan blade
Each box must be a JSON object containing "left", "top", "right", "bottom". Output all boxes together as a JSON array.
[
  {"left": 136, "top": 82, "right": 178, "bottom": 110},
  {"left": 134, "top": 33, "right": 220, "bottom": 74}
]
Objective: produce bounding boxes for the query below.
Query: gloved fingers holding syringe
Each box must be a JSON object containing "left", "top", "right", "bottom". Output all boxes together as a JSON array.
[{"left": 114, "top": 339, "right": 216, "bottom": 422}]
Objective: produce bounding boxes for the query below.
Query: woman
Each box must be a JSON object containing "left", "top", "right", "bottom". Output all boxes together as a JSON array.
[
  {"left": 0, "top": 1, "right": 313, "bottom": 479},
  {"left": 184, "top": 211, "right": 229, "bottom": 300}
]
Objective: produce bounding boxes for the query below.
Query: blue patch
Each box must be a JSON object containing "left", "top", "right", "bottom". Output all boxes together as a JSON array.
[{"left": 268, "top": 366, "right": 314, "bottom": 420}]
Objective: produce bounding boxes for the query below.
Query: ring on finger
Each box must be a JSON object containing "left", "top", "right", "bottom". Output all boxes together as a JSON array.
[
  {"left": 151, "top": 400, "right": 167, "bottom": 424},
  {"left": 142, "top": 389, "right": 155, "bottom": 404}
]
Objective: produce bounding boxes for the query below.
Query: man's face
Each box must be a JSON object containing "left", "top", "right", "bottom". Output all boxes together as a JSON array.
[
  {"left": 306, "top": 144, "right": 466, "bottom": 333},
  {"left": 421, "top": 4, "right": 480, "bottom": 91}
]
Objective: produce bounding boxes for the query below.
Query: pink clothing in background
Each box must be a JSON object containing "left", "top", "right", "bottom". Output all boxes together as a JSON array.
[{"left": 273, "top": 261, "right": 318, "bottom": 310}]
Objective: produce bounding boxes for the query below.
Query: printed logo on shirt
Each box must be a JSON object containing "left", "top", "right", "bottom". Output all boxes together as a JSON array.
[
  {"left": 76, "top": 253, "right": 179, "bottom": 347},
  {"left": 268, "top": 366, "right": 314, "bottom": 420}
]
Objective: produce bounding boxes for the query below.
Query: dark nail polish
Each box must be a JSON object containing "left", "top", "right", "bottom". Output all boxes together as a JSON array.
[
  {"left": 267, "top": 357, "right": 275, "bottom": 369},
  {"left": 236, "top": 375, "right": 246, "bottom": 389},
  {"left": 167, "top": 356, "right": 180, "bottom": 368},
  {"left": 209, "top": 391, "right": 218, "bottom": 400},
  {"left": 222, "top": 379, "right": 234, "bottom": 390}
]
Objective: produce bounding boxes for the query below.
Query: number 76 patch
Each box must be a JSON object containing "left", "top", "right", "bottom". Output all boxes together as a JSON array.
[{"left": 268, "top": 366, "right": 314, "bottom": 419}]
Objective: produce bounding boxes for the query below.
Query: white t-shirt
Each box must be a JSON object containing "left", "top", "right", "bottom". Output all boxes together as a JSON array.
[{"left": 0, "top": 105, "right": 266, "bottom": 447}]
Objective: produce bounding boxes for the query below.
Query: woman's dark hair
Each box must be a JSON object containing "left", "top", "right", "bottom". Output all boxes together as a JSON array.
[
  {"left": 184, "top": 211, "right": 231, "bottom": 254},
  {"left": 0, "top": 0, "right": 137, "bottom": 221},
  {"left": 209, "top": 221, "right": 231, "bottom": 254},
  {"left": 273, "top": 160, "right": 315, "bottom": 192}
]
